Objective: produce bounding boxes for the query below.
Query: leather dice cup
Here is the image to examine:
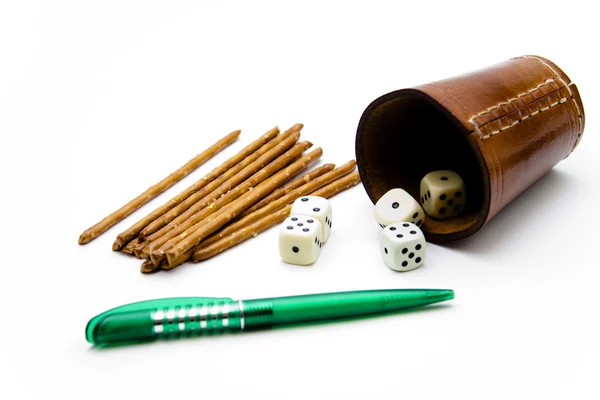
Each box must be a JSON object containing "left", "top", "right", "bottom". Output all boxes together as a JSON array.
[{"left": 356, "top": 55, "right": 586, "bottom": 243}]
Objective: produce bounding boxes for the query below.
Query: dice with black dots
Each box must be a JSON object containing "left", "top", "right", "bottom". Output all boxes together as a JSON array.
[
  {"left": 420, "top": 170, "right": 466, "bottom": 219},
  {"left": 380, "top": 222, "right": 426, "bottom": 272},
  {"left": 290, "top": 196, "right": 332, "bottom": 242},
  {"left": 279, "top": 215, "right": 323, "bottom": 265},
  {"left": 374, "top": 188, "right": 424, "bottom": 229}
]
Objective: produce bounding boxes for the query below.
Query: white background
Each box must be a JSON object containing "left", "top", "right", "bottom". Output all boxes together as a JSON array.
[{"left": 1, "top": 1, "right": 598, "bottom": 399}]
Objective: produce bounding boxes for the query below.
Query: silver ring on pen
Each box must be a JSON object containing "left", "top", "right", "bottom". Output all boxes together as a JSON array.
[{"left": 238, "top": 300, "right": 245, "bottom": 330}]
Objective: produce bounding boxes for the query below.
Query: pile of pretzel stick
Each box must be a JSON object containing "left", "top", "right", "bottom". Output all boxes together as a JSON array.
[{"left": 78, "top": 124, "right": 361, "bottom": 273}]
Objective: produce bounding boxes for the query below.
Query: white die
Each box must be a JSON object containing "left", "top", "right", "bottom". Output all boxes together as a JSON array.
[
  {"left": 290, "top": 196, "right": 332, "bottom": 242},
  {"left": 279, "top": 215, "right": 323, "bottom": 266},
  {"left": 374, "top": 188, "right": 424, "bottom": 228},
  {"left": 420, "top": 170, "right": 466, "bottom": 219},
  {"left": 380, "top": 222, "right": 426, "bottom": 272}
]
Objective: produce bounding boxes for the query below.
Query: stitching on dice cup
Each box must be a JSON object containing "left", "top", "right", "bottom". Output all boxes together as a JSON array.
[{"left": 469, "top": 56, "right": 583, "bottom": 142}]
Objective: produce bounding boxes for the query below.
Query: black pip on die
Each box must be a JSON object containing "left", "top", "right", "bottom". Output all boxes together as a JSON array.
[
  {"left": 380, "top": 222, "right": 426, "bottom": 272},
  {"left": 374, "top": 188, "right": 424, "bottom": 228},
  {"left": 279, "top": 215, "right": 323, "bottom": 265},
  {"left": 420, "top": 170, "right": 466, "bottom": 219},
  {"left": 290, "top": 196, "right": 332, "bottom": 242}
]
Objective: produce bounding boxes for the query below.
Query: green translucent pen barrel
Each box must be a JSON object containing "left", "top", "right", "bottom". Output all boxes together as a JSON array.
[{"left": 242, "top": 289, "right": 454, "bottom": 329}]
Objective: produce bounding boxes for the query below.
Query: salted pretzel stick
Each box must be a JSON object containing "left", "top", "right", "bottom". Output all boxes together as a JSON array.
[
  {"left": 142, "top": 139, "right": 308, "bottom": 260},
  {"left": 160, "top": 149, "right": 324, "bottom": 271},
  {"left": 112, "top": 126, "right": 283, "bottom": 250},
  {"left": 78, "top": 129, "right": 240, "bottom": 244},
  {"left": 121, "top": 237, "right": 141, "bottom": 255},
  {"left": 139, "top": 129, "right": 301, "bottom": 242},
  {"left": 240, "top": 163, "right": 335, "bottom": 217},
  {"left": 133, "top": 239, "right": 150, "bottom": 258},
  {"left": 191, "top": 171, "right": 361, "bottom": 263},
  {"left": 140, "top": 259, "right": 157, "bottom": 274},
  {"left": 141, "top": 168, "right": 359, "bottom": 274},
  {"left": 135, "top": 131, "right": 300, "bottom": 258},
  {"left": 122, "top": 126, "right": 288, "bottom": 250},
  {"left": 147, "top": 142, "right": 313, "bottom": 265},
  {"left": 199, "top": 160, "right": 356, "bottom": 249},
  {"left": 163, "top": 148, "right": 323, "bottom": 269}
]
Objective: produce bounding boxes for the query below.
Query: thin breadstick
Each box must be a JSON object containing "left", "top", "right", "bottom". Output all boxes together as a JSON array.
[
  {"left": 140, "top": 128, "right": 302, "bottom": 241},
  {"left": 198, "top": 160, "right": 356, "bottom": 249},
  {"left": 163, "top": 148, "right": 323, "bottom": 269},
  {"left": 240, "top": 163, "right": 335, "bottom": 217},
  {"left": 148, "top": 142, "right": 314, "bottom": 266},
  {"left": 121, "top": 237, "right": 141, "bottom": 255},
  {"left": 191, "top": 170, "right": 361, "bottom": 262},
  {"left": 112, "top": 126, "right": 283, "bottom": 250},
  {"left": 78, "top": 129, "right": 240, "bottom": 244}
]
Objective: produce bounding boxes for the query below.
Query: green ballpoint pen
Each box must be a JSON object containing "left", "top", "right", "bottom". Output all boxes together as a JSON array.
[{"left": 86, "top": 289, "right": 454, "bottom": 346}]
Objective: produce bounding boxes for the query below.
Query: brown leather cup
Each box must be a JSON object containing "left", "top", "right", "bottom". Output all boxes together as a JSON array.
[{"left": 355, "top": 55, "right": 585, "bottom": 243}]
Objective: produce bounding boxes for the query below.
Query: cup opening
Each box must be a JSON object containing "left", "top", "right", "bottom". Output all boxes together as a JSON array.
[{"left": 356, "top": 89, "right": 489, "bottom": 242}]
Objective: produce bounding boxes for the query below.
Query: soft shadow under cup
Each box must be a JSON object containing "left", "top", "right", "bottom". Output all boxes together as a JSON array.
[{"left": 356, "top": 55, "right": 585, "bottom": 243}]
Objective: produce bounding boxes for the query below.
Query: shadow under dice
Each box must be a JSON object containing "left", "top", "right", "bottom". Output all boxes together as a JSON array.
[
  {"left": 380, "top": 222, "right": 426, "bottom": 272},
  {"left": 374, "top": 188, "right": 424, "bottom": 228},
  {"left": 290, "top": 196, "right": 332, "bottom": 242},
  {"left": 420, "top": 170, "right": 466, "bottom": 219},
  {"left": 279, "top": 215, "right": 323, "bottom": 265}
]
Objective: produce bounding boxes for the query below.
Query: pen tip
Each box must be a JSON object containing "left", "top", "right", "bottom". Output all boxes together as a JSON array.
[
  {"left": 425, "top": 289, "right": 454, "bottom": 303},
  {"left": 386, "top": 289, "right": 454, "bottom": 310},
  {"left": 436, "top": 289, "right": 454, "bottom": 301}
]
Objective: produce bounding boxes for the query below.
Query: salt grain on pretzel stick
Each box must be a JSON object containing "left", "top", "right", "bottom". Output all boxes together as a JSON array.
[
  {"left": 112, "top": 126, "right": 283, "bottom": 250},
  {"left": 78, "top": 129, "right": 240, "bottom": 245},
  {"left": 147, "top": 142, "right": 314, "bottom": 265},
  {"left": 199, "top": 160, "right": 356, "bottom": 249},
  {"left": 139, "top": 129, "right": 302, "bottom": 242},
  {"left": 240, "top": 163, "right": 335, "bottom": 217},
  {"left": 191, "top": 170, "right": 361, "bottom": 262},
  {"left": 162, "top": 148, "right": 323, "bottom": 269},
  {"left": 121, "top": 238, "right": 141, "bottom": 255}
]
